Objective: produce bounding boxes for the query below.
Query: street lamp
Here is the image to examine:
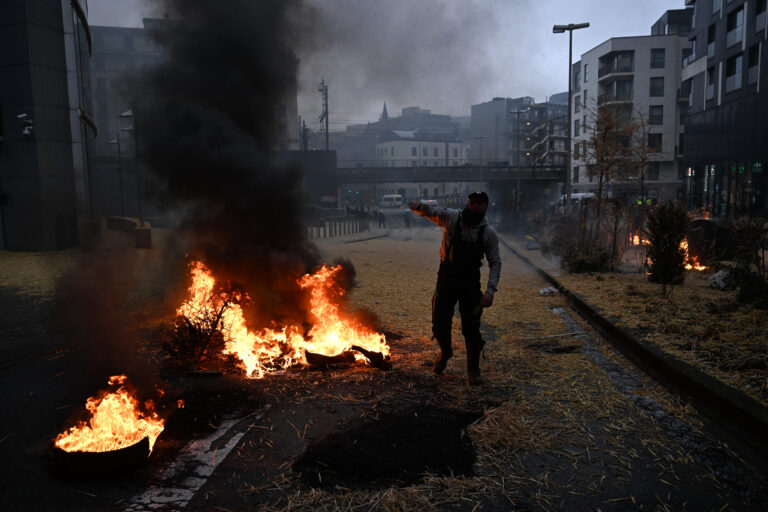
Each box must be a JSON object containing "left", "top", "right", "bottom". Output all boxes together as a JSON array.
[{"left": 553, "top": 22, "right": 589, "bottom": 214}]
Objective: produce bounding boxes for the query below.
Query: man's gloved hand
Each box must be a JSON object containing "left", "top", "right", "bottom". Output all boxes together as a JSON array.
[
  {"left": 480, "top": 292, "right": 494, "bottom": 308},
  {"left": 408, "top": 200, "right": 420, "bottom": 211}
]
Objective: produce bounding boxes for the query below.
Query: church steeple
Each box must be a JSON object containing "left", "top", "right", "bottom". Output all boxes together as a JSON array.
[{"left": 380, "top": 102, "right": 389, "bottom": 122}]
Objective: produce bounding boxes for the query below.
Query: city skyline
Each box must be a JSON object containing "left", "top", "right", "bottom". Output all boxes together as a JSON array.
[{"left": 87, "top": 0, "right": 685, "bottom": 131}]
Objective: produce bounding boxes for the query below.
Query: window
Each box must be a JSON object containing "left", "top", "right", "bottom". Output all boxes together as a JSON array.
[
  {"left": 583, "top": 64, "right": 588, "bottom": 82},
  {"left": 706, "top": 67, "right": 716, "bottom": 100},
  {"left": 574, "top": 70, "right": 581, "bottom": 91},
  {"left": 574, "top": 119, "right": 580, "bottom": 137},
  {"left": 727, "top": 8, "right": 744, "bottom": 48},
  {"left": 650, "top": 77, "right": 664, "bottom": 96},
  {"left": 575, "top": 95, "right": 581, "bottom": 113},
  {"left": 453, "top": 148, "right": 458, "bottom": 158},
  {"left": 725, "top": 53, "right": 743, "bottom": 92},
  {"left": 411, "top": 146, "right": 417, "bottom": 156},
  {"left": 422, "top": 147, "right": 427, "bottom": 157},
  {"left": 648, "top": 162, "right": 660, "bottom": 181},
  {"left": 650, "top": 48, "right": 665, "bottom": 68},
  {"left": 648, "top": 133, "right": 662, "bottom": 151},
  {"left": 574, "top": 141, "right": 580, "bottom": 158},
  {"left": 713, "top": 0, "right": 721, "bottom": 14},
  {"left": 679, "top": 105, "right": 689, "bottom": 125},
  {"left": 707, "top": 24, "right": 716, "bottom": 59},
  {"left": 573, "top": 166, "right": 579, "bottom": 183},
  {"left": 748, "top": 45, "right": 760, "bottom": 84},
  {"left": 391, "top": 146, "right": 395, "bottom": 155},
  {"left": 758, "top": 0, "right": 767, "bottom": 33},
  {"left": 649, "top": 105, "right": 663, "bottom": 125},
  {"left": 433, "top": 147, "right": 438, "bottom": 157}
]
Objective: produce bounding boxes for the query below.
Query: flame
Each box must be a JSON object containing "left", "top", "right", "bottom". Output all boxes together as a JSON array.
[
  {"left": 177, "top": 262, "right": 389, "bottom": 379},
  {"left": 629, "top": 232, "right": 651, "bottom": 246},
  {"left": 680, "top": 239, "right": 708, "bottom": 271},
  {"left": 54, "top": 375, "right": 165, "bottom": 453}
]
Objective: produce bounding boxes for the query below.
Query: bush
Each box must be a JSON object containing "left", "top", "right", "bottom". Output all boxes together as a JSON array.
[
  {"left": 645, "top": 202, "right": 689, "bottom": 297},
  {"left": 561, "top": 245, "right": 611, "bottom": 273}
]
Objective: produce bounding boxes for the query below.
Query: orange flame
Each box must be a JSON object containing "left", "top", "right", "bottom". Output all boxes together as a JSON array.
[
  {"left": 177, "top": 262, "right": 389, "bottom": 379},
  {"left": 629, "top": 232, "right": 651, "bottom": 246},
  {"left": 54, "top": 375, "right": 165, "bottom": 453},
  {"left": 680, "top": 239, "right": 708, "bottom": 271}
]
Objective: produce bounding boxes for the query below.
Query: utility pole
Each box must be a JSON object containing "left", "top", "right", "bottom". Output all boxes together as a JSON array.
[{"left": 318, "top": 80, "right": 329, "bottom": 151}]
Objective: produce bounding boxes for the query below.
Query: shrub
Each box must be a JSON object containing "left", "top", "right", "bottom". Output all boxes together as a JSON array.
[
  {"left": 645, "top": 201, "right": 689, "bottom": 297},
  {"left": 561, "top": 245, "right": 611, "bottom": 273}
]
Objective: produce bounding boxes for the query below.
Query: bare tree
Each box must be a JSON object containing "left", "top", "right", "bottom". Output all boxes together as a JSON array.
[
  {"left": 580, "top": 104, "right": 637, "bottom": 246},
  {"left": 627, "top": 108, "right": 662, "bottom": 205}
]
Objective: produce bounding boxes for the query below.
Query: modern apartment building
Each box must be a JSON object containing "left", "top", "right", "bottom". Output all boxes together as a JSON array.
[
  {"left": 0, "top": 0, "right": 96, "bottom": 250},
  {"left": 682, "top": 0, "right": 767, "bottom": 217},
  {"left": 571, "top": 17, "right": 693, "bottom": 202}
]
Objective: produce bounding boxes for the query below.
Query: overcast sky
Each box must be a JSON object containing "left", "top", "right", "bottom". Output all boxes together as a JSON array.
[{"left": 87, "top": 0, "right": 686, "bottom": 132}]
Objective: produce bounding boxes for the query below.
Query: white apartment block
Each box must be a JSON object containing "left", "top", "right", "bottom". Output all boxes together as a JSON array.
[
  {"left": 571, "top": 35, "right": 692, "bottom": 202},
  {"left": 374, "top": 135, "right": 470, "bottom": 167}
]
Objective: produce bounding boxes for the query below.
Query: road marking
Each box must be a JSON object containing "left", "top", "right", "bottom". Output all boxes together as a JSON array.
[{"left": 126, "top": 404, "right": 271, "bottom": 511}]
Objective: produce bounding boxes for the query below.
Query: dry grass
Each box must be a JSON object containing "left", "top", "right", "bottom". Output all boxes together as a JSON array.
[
  {"left": 239, "top": 227, "right": 753, "bottom": 511},
  {"left": 510, "top": 239, "right": 767, "bottom": 408}
]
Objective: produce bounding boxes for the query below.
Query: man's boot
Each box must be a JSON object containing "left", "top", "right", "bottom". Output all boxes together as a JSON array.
[
  {"left": 466, "top": 341, "right": 483, "bottom": 386},
  {"left": 433, "top": 340, "right": 453, "bottom": 375}
]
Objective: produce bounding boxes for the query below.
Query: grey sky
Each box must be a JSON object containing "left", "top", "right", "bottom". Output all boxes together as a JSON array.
[{"left": 87, "top": 0, "right": 685, "bottom": 131}]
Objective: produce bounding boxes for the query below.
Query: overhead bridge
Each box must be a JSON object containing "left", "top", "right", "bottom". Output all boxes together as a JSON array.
[{"left": 332, "top": 165, "right": 566, "bottom": 184}]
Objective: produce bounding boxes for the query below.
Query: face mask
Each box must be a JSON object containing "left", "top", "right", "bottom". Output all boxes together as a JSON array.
[{"left": 462, "top": 209, "right": 486, "bottom": 225}]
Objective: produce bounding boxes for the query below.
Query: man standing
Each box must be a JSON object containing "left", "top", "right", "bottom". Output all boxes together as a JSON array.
[{"left": 409, "top": 191, "right": 501, "bottom": 385}]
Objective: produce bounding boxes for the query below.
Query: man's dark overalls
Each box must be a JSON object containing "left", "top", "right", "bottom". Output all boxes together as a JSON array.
[{"left": 432, "top": 215, "right": 486, "bottom": 382}]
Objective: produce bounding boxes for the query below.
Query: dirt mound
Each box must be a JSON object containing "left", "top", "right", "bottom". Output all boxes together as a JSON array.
[{"left": 294, "top": 407, "right": 481, "bottom": 488}]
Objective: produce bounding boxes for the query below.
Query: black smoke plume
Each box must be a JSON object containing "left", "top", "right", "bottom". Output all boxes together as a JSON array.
[{"left": 130, "top": 0, "right": 323, "bottom": 326}]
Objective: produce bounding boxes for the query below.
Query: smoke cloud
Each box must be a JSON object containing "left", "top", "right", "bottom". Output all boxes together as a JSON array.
[{"left": 130, "top": 0, "right": 324, "bottom": 327}]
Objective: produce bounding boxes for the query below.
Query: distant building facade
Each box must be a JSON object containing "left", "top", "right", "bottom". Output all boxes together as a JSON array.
[
  {"left": 374, "top": 132, "right": 469, "bottom": 167},
  {"left": 0, "top": 0, "right": 96, "bottom": 250},
  {"left": 311, "top": 105, "right": 467, "bottom": 168},
  {"left": 470, "top": 96, "right": 535, "bottom": 165},
  {"left": 681, "top": 0, "right": 768, "bottom": 217}
]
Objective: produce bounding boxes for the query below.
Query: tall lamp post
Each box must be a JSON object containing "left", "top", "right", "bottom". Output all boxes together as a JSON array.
[{"left": 553, "top": 22, "right": 589, "bottom": 214}]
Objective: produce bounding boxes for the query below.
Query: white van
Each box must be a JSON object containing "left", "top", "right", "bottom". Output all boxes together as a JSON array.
[
  {"left": 379, "top": 194, "right": 403, "bottom": 208},
  {"left": 560, "top": 192, "right": 595, "bottom": 205}
]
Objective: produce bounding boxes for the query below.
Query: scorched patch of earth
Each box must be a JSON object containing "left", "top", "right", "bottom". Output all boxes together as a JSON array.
[{"left": 293, "top": 406, "right": 482, "bottom": 488}]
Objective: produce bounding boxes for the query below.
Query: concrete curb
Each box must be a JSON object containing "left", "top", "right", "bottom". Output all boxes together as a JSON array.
[{"left": 500, "top": 237, "right": 768, "bottom": 472}]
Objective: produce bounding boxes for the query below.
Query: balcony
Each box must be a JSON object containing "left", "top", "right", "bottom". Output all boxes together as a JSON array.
[
  {"left": 726, "top": 27, "right": 742, "bottom": 48},
  {"left": 598, "top": 66, "right": 633, "bottom": 81},
  {"left": 706, "top": 83, "right": 715, "bottom": 100},
  {"left": 707, "top": 42, "right": 715, "bottom": 59},
  {"left": 597, "top": 93, "right": 633, "bottom": 106}
]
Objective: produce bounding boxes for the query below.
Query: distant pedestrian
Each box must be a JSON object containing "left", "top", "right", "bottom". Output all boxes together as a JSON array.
[
  {"left": 403, "top": 210, "right": 412, "bottom": 229},
  {"left": 377, "top": 210, "right": 386, "bottom": 228}
]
